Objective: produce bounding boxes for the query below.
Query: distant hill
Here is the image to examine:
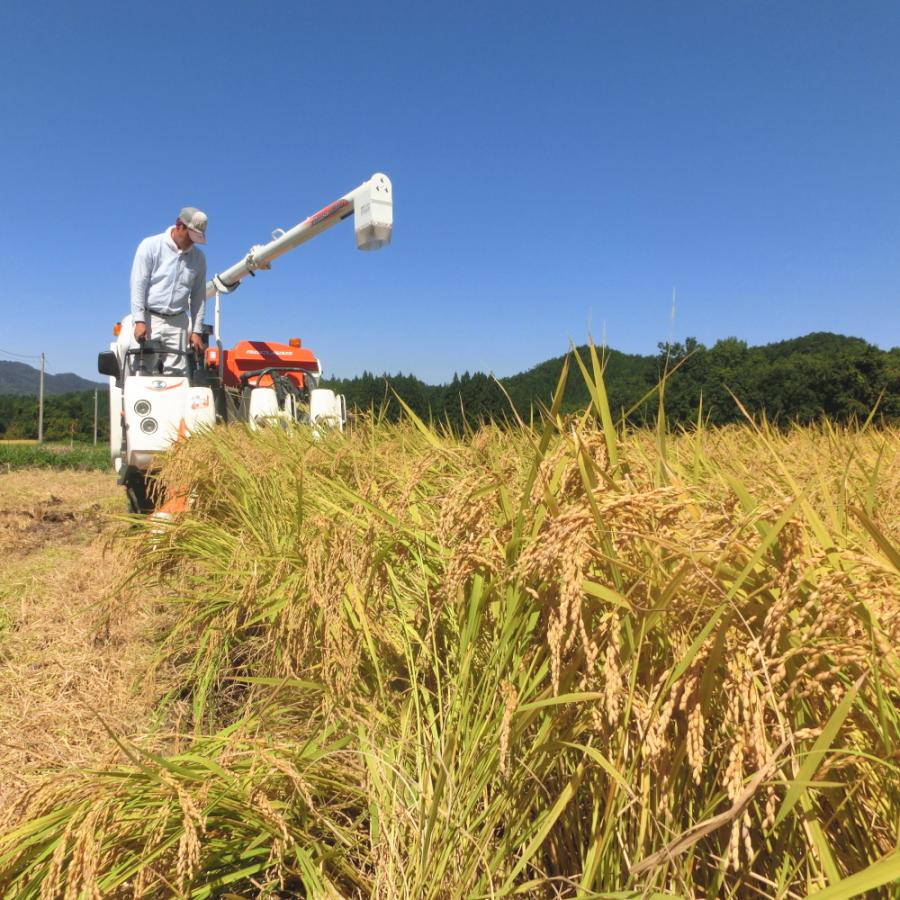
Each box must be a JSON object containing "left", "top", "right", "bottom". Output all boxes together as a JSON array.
[{"left": 0, "top": 360, "right": 106, "bottom": 396}]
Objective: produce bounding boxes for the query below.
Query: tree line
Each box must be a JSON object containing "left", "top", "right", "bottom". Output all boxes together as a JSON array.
[
  {"left": 0, "top": 392, "right": 109, "bottom": 442},
  {"left": 322, "top": 332, "right": 900, "bottom": 429},
  {"left": 2, "top": 333, "right": 897, "bottom": 440}
]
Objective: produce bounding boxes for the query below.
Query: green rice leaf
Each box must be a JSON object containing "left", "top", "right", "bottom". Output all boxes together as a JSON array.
[
  {"left": 774, "top": 673, "right": 866, "bottom": 828},
  {"left": 803, "top": 849, "right": 900, "bottom": 899}
]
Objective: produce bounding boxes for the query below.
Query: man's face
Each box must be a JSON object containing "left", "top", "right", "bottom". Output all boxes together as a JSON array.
[{"left": 172, "top": 221, "right": 194, "bottom": 250}]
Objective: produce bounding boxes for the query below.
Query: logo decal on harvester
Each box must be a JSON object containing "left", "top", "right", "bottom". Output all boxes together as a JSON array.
[
  {"left": 152, "top": 380, "right": 166, "bottom": 390},
  {"left": 307, "top": 199, "right": 350, "bottom": 228}
]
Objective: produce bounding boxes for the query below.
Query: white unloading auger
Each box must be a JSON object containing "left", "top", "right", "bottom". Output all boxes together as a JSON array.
[
  {"left": 100, "top": 172, "right": 393, "bottom": 514},
  {"left": 207, "top": 172, "right": 393, "bottom": 298}
]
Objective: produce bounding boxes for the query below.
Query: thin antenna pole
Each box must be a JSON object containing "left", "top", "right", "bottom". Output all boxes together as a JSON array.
[
  {"left": 38, "top": 352, "right": 45, "bottom": 443},
  {"left": 669, "top": 288, "right": 677, "bottom": 344},
  {"left": 93, "top": 389, "right": 98, "bottom": 445}
]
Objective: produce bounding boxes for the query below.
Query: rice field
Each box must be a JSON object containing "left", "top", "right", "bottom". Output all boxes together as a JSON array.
[{"left": 0, "top": 355, "right": 897, "bottom": 898}]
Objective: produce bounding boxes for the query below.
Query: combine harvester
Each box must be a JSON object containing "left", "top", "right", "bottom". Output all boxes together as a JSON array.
[{"left": 98, "top": 173, "right": 392, "bottom": 512}]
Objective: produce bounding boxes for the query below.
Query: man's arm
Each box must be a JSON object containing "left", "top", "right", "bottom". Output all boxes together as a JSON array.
[
  {"left": 130, "top": 239, "right": 152, "bottom": 325},
  {"left": 189, "top": 254, "right": 208, "bottom": 350}
]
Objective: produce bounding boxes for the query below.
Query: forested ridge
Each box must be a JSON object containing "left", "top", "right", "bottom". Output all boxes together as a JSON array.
[
  {"left": 2, "top": 332, "right": 898, "bottom": 440},
  {"left": 323, "top": 332, "right": 900, "bottom": 427},
  {"left": 0, "top": 360, "right": 104, "bottom": 395}
]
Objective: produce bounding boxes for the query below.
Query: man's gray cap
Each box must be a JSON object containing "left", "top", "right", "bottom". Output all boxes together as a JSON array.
[{"left": 179, "top": 207, "right": 208, "bottom": 244}]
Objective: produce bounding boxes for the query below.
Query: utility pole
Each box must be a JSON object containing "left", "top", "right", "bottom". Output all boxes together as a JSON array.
[
  {"left": 38, "top": 352, "right": 45, "bottom": 443},
  {"left": 93, "top": 389, "right": 98, "bottom": 445}
]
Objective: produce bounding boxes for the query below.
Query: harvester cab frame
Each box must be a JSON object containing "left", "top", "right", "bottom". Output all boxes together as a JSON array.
[{"left": 100, "top": 173, "right": 392, "bottom": 513}]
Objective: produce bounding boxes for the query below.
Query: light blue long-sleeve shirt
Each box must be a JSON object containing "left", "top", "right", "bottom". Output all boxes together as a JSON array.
[{"left": 130, "top": 229, "right": 207, "bottom": 332}]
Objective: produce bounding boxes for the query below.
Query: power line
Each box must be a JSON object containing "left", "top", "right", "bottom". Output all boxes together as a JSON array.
[{"left": 0, "top": 346, "right": 42, "bottom": 360}]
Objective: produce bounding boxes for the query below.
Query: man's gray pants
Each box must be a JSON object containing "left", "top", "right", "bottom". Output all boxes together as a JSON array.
[{"left": 129, "top": 311, "right": 190, "bottom": 376}]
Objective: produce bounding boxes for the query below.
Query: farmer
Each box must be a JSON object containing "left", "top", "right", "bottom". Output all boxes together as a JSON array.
[{"left": 129, "top": 208, "right": 208, "bottom": 375}]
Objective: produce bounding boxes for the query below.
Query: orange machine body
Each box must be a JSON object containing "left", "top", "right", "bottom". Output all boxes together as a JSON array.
[{"left": 209, "top": 340, "right": 320, "bottom": 390}]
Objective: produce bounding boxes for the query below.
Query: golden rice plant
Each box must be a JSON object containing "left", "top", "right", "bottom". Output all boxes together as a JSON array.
[
  {"left": 1, "top": 351, "right": 897, "bottom": 897},
  {"left": 0, "top": 724, "right": 369, "bottom": 897}
]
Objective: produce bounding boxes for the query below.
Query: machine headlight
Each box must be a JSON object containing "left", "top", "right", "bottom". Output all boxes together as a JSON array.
[
  {"left": 140, "top": 417, "right": 158, "bottom": 434},
  {"left": 134, "top": 399, "right": 152, "bottom": 415}
]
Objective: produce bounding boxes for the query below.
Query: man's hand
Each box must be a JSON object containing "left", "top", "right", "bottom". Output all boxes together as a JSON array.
[
  {"left": 190, "top": 332, "right": 204, "bottom": 352},
  {"left": 134, "top": 322, "right": 147, "bottom": 343}
]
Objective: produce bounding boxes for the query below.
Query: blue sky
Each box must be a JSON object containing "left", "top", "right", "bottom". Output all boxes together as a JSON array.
[{"left": 0, "top": 1, "right": 898, "bottom": 383}]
